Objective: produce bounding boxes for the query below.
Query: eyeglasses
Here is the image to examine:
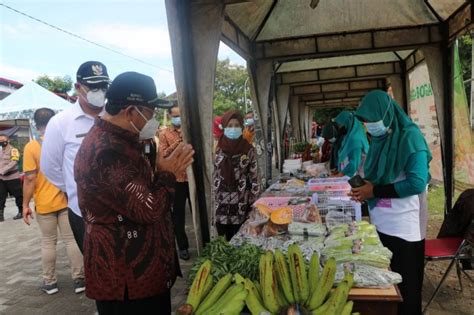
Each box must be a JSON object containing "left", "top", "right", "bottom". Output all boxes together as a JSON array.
[
  {"left": 82, "top": 83, "right": 109, "bottom": 92},
  {"left": 135, "top": 106, "right": 156, "bottom": 118}
]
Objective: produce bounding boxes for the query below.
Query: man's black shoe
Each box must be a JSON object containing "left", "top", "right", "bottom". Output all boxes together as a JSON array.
[{"left": 179, "top": 249, "right": 190, "bottom": 260}]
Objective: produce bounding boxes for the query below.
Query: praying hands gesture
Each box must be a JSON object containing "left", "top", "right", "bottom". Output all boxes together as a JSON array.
[{"left": 157, "top": 143, "right": 194, "bottom": 177}]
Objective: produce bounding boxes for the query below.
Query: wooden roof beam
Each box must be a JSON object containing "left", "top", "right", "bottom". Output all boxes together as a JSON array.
[{"left": 255, "top": 24, "right": 441, "bottom": 62}]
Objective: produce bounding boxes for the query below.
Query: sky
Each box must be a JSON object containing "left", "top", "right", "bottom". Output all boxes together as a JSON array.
[{"left": 0, "top": 0, "right": 246, "bottom": 95}]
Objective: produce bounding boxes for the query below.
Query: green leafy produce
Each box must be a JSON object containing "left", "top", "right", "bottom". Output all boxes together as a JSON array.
[
  {"left": 188, "top": 237, "right": 264, "bottom": 284},
  {"left": 294, "top": 141, "right": 310, "bottom": 153}
]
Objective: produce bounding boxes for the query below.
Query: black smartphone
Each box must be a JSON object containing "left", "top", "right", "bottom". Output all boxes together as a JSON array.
[{"left": 348, "top": 175, "right": 366, "bottom": 188}]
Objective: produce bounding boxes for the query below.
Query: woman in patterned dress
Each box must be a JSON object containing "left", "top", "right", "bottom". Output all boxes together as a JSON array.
[{"left": 213, "top": 110, "right": 260, "bottom": 241}]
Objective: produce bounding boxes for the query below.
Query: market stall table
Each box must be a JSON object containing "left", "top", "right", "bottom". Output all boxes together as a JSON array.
[
  {"left": 350, "top": 285, "right": 402, "bottom": 315},
  {"left": 240, "top": 173, "right": 404, "bottom": 315}
]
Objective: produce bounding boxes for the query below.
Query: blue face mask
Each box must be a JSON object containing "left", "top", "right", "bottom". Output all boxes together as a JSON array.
[
  {"left": 365, "top": 102, "right": 393, "bottom": 137},
  {"left": 171, "top": 116, "right": 181, "bottom": 126},
  {"left": 224, "top": 127, "right": 242, "bottom": 139},
  {"left": 244, "top": 118, "right": 254, "bottom": 126},
  {"left": 329, "top": 137, "right": 336, "bottom": 143}
]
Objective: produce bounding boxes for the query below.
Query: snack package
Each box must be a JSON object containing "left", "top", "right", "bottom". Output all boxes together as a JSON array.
[{"left": 300, "top": 203, "right": 322, "bottom": 223}]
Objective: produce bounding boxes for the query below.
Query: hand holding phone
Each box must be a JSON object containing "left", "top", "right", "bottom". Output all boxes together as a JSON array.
[{"left": 348, "top": 175, "right": 366, "bottom": 188}]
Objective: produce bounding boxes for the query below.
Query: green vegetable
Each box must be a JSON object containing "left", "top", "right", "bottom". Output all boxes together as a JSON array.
[{"left": 188, "top": 237, "right": 264, "bottom": 284}]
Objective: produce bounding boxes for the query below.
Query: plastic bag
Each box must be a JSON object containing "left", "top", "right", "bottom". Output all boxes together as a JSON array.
[
  {"left": 335, "top": 263, "right": 402, "bottom": 288},
  {"left": 295, "top": 203, "right": 322, "bottom": 223},
  {"left": 288, "top": 222, "right": 327, "bottom": 237},
  {"left": 325, "top": 210, "right": 353, "bottom": 230}
]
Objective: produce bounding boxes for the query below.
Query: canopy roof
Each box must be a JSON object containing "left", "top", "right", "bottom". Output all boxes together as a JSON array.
[
  {"left": 0, "top": 81, "right": 72, "bottom": 114},
  {"left": 223, "top": 0, "right": 469, "bottom": 63},
  {"left": 221, "top": 0, "right": 470, "bottom": 108},
  {"left": 164, "top": 0, "right": 473, "bottom": 246},
  {"left": 225, "top": 0, "right": 466, "bottom": 42},
  {"left": 277, "top": 50, "right": 414, "bottom": 73}
]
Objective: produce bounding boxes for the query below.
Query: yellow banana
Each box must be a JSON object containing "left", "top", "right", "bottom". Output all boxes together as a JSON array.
[
  {"left": 186, "top": 259, "right": 212, "bottom": 310},
  {"left": 306, "top": 257, "right": 336, "bottom": 310},
  {"left": 244, "top": 278, "right": 271, "bottom": 315},
  {"left": 341, "top": 300, "right": 354, "bottom": 315},
  {"left": 263, "top": 251, "right": 280, "bottom": 313},
  {"left": 288, "top": 244, "right": 309, "bottom": 303},
  {"left": 195, "top": 273, "right": 232, "bottom": 315},
  {"left": 206, "top": 284, "right": 246, "bottom": 315},
  {"left": 274, "top": 249, "right": 296, "bottom": 304},
  {"left": 308, "top": 252, "right": 320, "bottom": 298},
  {"left": 325, "top": 280, "right": 350, "bottom": 315}
]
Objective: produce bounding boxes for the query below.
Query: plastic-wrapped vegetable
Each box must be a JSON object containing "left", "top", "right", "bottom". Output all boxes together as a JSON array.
[
  {"left": 322, "top": 238, "right": 392, "bottom": 260},
  {"left": 288, "top": 222, "right": 327, "bottom": 237},
  {"left": 322, "top": 251, "right": 391, "bottom": 269},
  {"left": 335, "top": 263, "right": 402, "bottom": 288}
]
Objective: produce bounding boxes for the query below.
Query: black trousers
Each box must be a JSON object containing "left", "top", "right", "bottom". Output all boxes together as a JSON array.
[
  {"left": 96, "top": 290, "right": 171, "bottom": 315},
  {"left": 378, "top": 231, "right": 425, "bottom": 315},
  {"left": 68, "top": 208, "right": 85, "bottom": 253},
  {"left": 216, "top": 223, "right": 242, "bottom": 242},
  {"left": 0, "top": 178, "right": 23, "bottom": 213},
  {"left": 172, "top": 182, "right": 189, "bottom": 250}
]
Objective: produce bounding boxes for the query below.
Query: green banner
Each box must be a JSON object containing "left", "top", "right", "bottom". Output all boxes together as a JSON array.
[{"left": 453, "top": 41, "right": 474, "bottom": 187}]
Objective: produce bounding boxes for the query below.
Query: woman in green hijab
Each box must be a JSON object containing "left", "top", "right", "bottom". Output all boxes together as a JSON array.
[
  {"left": 350, "top": 90, "right": 431, "bottom": 315},
  {"left": 321, "top": 122, "right": 342, "bottom": 171},
  {"left": 332, "top": 111, "right": 369, "bottom": 177}
]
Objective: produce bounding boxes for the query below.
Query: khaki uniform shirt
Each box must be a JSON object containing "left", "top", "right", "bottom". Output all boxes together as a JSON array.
[{"left": 0, "top": 145, "right": 20, "bottom": 180}]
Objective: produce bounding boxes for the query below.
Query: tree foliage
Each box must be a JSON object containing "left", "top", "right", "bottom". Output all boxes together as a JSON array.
[
  {"left": 35, "top": 75, "right": 73, "bottom": 93},
  {"left": 312, "top": 107, "right": 354, "bottom": 124},
  {"left": 213, "top": 59, "right": 251, "bottom": 116},
  {"left": 458, "top": 34, "right": 472, "bottom": 101}
]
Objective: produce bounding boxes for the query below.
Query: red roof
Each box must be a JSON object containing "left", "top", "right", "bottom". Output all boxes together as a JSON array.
[{"left": 0, "top": 77, "right": 23, "bottom": 88}]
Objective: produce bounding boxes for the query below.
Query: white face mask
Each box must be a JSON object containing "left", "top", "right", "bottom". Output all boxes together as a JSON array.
[
  {"left": 130, "top": 106, "right": 159, "bottom": 140},
  {"left": 364, "top": 101, "right": 393, "bottom": 137},
  {"left": 82, "top": 87, "right": 106, "bottom": 108}
]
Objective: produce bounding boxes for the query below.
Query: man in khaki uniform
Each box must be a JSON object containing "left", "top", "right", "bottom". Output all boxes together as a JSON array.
[{"left": 0, "top": 134, "right": 23, "bottom": 221}]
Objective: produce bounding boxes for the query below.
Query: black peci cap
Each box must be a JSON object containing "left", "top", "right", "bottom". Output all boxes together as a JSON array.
[
  {"left": 105, "top": 71, "right": 172, "bottom": 109},
  {"left": 76, "top": 61, "right": 110, "bottom": 85}
]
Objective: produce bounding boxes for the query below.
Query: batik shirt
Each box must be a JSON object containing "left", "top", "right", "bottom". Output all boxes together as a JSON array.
[{"left": 74, "top": 118, "right": 177, "bottom": 301}]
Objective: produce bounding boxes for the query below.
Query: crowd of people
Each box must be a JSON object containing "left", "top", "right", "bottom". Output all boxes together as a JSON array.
[
  {"left": 0, "top": 60, "right": 433, "bottom": 315},
  {"left": 0, "top": 60, "right": 260, "bottom": 314}
]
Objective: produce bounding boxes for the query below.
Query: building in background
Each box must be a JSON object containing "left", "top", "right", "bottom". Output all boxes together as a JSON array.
[{"left": 0, "top": 77, "right": 23, "bottom": 101}]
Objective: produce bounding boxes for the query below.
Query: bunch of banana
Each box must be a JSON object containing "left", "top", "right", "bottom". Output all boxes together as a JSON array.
[
  {"left": 177, "top": 260, "right": 249, "bottom": 315},
  {"left": 180, "top": 248, "right": 359, "bottom": 315},
  {"left": 204, "top": 283, "right": 248, "bottom": 315},
  {"left": 310, "top": 273, "right": 354, "bottom": 315}
]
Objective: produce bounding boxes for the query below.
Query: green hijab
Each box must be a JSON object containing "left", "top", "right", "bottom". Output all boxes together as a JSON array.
[
  {"left": 334, "top": 111, "right": 369, "bottom": 168},
  {"left": 321, "top": 122, "right": 338, "bottom": 140},
  {"left": 356, "top": 90, "right": 432, "bottom": 187}
]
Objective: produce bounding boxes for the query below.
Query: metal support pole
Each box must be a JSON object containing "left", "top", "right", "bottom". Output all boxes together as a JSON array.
[
  {"left": 441, "top": 25, "right": 454, "bottom": 213},
  {"left": 175, "top": 0, "right": 210, "bottom": 244}
]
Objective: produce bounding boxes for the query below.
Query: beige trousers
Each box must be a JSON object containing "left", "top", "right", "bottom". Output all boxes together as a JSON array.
[{"left": 36, "top": 208, "right": 84, "bottom": 284}]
